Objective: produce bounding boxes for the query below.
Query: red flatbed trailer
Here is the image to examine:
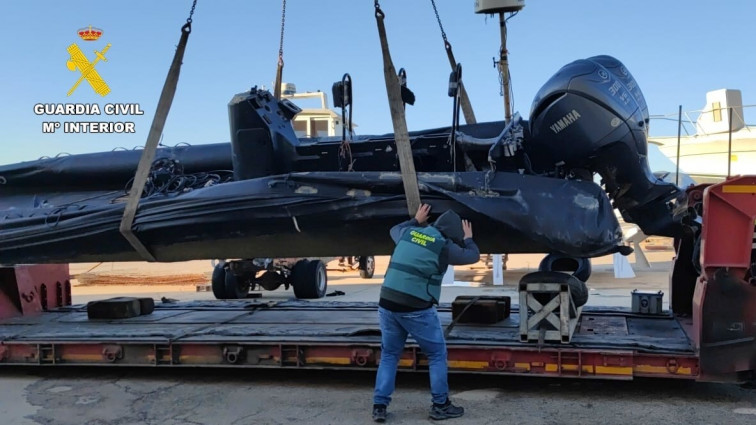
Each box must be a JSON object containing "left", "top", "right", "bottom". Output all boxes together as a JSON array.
[{"left": 0, "top": 177, "right": 753, "bottom": 384}]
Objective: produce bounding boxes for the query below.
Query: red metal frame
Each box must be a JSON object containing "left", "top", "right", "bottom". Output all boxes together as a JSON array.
[
  {"left": 0, "top": 341, "right": 700, "bottom": 381},
  {"left": 0, "top": 264, "right": 70, "bottom": 320},
  {"left": 693, "top": 176, "right": 756, "bottom": 382}
]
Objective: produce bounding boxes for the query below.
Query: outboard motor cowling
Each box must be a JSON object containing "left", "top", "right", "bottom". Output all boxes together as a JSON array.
[
  {"left": 228, "top": 87, "right": 302, "bottom": 180},
  {"left": 588, "top": 55, "right": 649, "bottom": 126},
  {"left": 527, "top": 56, "right": 683, "bottom": 237}
]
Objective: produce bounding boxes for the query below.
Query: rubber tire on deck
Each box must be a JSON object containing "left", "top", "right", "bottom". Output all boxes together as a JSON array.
[
  {"left": 292, "top": 259, "right": 328, "bottom": 299},
  {"left": 538, "top": 253, "right": 592, "bottom": 283},
  {"left": 359, "top": 256, "right": 375, "bottom": 279},
  {"left": 225, "top": 270, "right": 251, "bottom": 299},
  {"left": 211, "top": 264, "right": 228, "bottom": 299},
  {"left": 521, "top": 271, "right": 589, "bottom": 309}
]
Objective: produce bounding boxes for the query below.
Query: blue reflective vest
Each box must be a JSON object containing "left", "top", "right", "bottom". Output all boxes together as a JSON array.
[{"left": 381, "top": 226, "right": 446, "bottom": 307}]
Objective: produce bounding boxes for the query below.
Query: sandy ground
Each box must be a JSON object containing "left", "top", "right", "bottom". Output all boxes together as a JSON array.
[
  {"left": 68, "top": 250, "right": 677, "bottom": 307},
  {"left": 3, "top": 248, "right": 756, "bottom": 424}
]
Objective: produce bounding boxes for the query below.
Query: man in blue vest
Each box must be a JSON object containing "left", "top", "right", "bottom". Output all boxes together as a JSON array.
[{"left": 372, "top": 204, "right": 480, "bottom": 422}]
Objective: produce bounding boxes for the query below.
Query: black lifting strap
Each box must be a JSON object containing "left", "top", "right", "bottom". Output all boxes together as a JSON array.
[
  {"left": 444, "top": 296, "right": 481, "bottom": 339},
  {"left": 375, "top": 1, "right": 421, "bottom": 217},
  {"left": 430, "top": 0, "right": 476, "bottom": 125},
  {"left": 119, "top": 13, "right": 194, "bottom": 262}
]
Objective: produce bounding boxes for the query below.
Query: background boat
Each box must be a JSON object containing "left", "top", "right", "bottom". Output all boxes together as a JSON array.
[{"left": 650, "top": 89, "right": 755, "bottom": 184}]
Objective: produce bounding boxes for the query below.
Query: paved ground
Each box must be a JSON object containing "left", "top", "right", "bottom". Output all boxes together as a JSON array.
[
  {"left": 2, "top": 367, "right": 755, "bottom": 425},
  {"left": 2, "top": 251, "right": 756, "bottom": 424}
]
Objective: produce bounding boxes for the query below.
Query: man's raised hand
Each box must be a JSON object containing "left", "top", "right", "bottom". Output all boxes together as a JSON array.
[
  {"left": 415, "top": 204, "right": 431, "bottom": 225},
  {"left": 462, "top": 220, "right": 473, "bottom": 239}
]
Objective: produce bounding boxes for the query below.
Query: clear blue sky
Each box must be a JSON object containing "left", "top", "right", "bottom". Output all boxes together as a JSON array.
[{"left": 1, "top": 0, "right": 754, "bottom": 164}]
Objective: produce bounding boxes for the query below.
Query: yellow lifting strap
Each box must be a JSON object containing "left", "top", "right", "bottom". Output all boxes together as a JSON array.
[
  {"left": 119, "top": 4, "right": 196, "bottom": 262},
  {"left": 374, "top": 1, "right": 421, "bottom": 217}
]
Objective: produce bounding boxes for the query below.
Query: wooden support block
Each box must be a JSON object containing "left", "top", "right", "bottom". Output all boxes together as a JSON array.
[{"left": 519, "top": 278, "right": 582, "bottom": 344}]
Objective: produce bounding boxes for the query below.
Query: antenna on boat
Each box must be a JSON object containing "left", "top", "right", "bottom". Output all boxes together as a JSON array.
[{"left": 475, "top": 0, "right": 524, "bottom": 123}]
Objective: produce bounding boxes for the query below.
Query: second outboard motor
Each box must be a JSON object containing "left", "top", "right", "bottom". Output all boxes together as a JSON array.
[
  {"left": 228, "top": 87, "right": 302, "bottom": 181},
  {"left": 527, "top": 55, "right": 683, "bottom": 237}
]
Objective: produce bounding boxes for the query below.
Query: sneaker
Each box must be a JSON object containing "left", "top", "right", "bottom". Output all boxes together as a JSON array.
[
  {"left": 372, "top": 404, "right": 387, "bottom": 423},
  {"left": 429, "top": 399, "right": 464, "bottom": 420}
]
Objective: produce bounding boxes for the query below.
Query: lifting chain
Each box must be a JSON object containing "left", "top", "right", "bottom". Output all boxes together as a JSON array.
[
  {"left": 273, "top": 0, "right": 287, "bottom": 99},
  {"left": 278, "top": 0, "right": 287, "bottom": 62},
  {"left": 429, "top": 0, "right": 449, "bottom": 47},
  {"left": 429, "top": 0, "right": 476, "bottom": 125},
  {"left": 374, "top": 0, "right": 384, "bottom": 18},
  {"left": 186, "top": 0, "right": 197, "bottom": 24},
  {"left": 182, "top": 0, "right": 198, "bottom": 33}
]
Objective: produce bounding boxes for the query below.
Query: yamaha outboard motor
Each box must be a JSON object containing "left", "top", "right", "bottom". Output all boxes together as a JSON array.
[
  {"left": 527, "top": 55, "right": 683, "bottom": 237},
  {"left": 589, "top": 55, "right": 649, "bottom": 126},
  {"left": 228, "top": 87, "right": 302, "bottom": 180}
]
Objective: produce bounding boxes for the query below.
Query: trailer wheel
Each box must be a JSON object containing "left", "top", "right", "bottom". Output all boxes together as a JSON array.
[
  {"left": 292, "top": 260, "right": 327, "bottom": 299},
  {"left": 538, "top": 253, "right": 592, "bottom": 282},
  {"left": 211, "top": 263, "right": 228, "bottom": 299},
  {"left": 359, "top": 256, "right": 375, "bottom": 279},
  {"left": 224, "top": 271, "right": 251, "bottom": 299}
]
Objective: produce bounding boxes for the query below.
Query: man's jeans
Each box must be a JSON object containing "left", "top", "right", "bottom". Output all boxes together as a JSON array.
[{"left": 373, "top": 306, "right": 448, "bottom": 406}]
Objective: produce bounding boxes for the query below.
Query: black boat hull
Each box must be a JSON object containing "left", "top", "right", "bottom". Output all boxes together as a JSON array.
[{"left": 0, "top": 171, "right": 622, "bottom": 264}]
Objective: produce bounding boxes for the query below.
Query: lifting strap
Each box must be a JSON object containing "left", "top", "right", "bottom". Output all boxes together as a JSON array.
[
  {"left": 430, "top": 0, "right": 476, "bottom": 125},
  {"left": 374, "top": 1, "right": 421, "bottom": 216},
  {"left": 444, "top": 296, "right": 481, "bottom": 338},
  {"left": 273, "top": 0, "right": 287, "bottom": 99},
  {"left": 335, "top": 73, "right": 354, "bottom": 171},
  {"left": 119, "top": 3, "right": 196, "bottom": 262}
]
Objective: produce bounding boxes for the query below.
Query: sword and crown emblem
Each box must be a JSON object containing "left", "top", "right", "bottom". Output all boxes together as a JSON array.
[
  {"left": 66, "top": 26, "right": 111, "bottom": 96},
  {"left": 77, "top": 25, "right": 103, "bottom": 41}
]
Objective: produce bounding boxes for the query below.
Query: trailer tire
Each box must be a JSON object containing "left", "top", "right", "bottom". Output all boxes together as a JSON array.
[
  {"left": 225, "top": 270, "right": 251, "bottom": 299},
  {"left": 293, "top": 260, "right": 327, "bottom": 299},
  {"left": 211, "top": 263, "right": 228, "bottom": 299},
  {"left": 359, "top": 256, "right": 375, "bottom": 279},
  {"left": 538, "top": 253, "right": 592, "bottom": 283}
]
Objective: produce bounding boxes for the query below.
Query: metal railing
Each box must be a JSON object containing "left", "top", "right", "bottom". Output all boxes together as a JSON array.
[
  {"left": 649, "top": 104, "right": 755, "bottom": 182},
  {"left": 649, "top": 104, "right": 755, "bottom": 138}
]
